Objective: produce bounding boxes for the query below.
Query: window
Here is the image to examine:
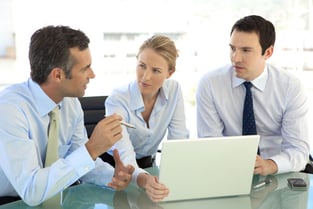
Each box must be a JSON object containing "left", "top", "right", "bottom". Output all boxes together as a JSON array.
[{"left": 0, "top": 0, "right": 312, "bottom": 148}]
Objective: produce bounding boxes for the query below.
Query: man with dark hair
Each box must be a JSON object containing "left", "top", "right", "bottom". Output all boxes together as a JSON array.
[
  {"left": 196, "top": 15, "right": 310, "bottom": 176},
  {"left": 0, "top": 25, "right": 134, "bottom": 206}
]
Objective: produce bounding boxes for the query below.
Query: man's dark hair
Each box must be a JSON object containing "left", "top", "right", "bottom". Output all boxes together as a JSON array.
[
  {"left": 230, "top": 15, "right": 275, "bottom": 55},
  {"left": 29, "top": 25, "right": 90, "bottom": 84}
]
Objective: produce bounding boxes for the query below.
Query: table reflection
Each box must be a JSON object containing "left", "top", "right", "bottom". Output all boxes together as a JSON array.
[
  {"left": 61, "top": 184, "right": 114, "bottom": 209},
  {"left": 0, "top": 172, "right": 310, "bottom": 209},
  {"left": 251, "top": 173, "right": 309, "bottom": 209}
]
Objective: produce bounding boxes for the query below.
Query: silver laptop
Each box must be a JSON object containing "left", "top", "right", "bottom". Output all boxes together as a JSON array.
[{"left": 158, "top": 135, "right": 260, "bottom": 202}]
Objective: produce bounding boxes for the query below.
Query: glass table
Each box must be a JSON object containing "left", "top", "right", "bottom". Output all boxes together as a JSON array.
[{"left": 0, "top": 168, "right": 312, "bottom": 209}]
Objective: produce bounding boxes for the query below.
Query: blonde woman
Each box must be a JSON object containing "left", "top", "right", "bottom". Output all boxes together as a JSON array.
[{"left": 104, "top": 34, "right": 189, "bottom": 202}]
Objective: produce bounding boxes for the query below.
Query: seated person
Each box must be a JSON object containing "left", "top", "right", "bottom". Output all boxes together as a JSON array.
[
  {"left": 103, "top": 34, "right": 189, "bottom": 202},
  {"left": 0, "top": 25, "right": 133, "bottom": 206},
  {"left": 196, "top": 15, "right": 310, "bottom": 176}
]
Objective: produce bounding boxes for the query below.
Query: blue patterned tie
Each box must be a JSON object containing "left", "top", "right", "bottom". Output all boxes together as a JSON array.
[
  {"left": 242, "top": 82, "right": 257, "bottom": 135},
  {"left": 242, "top": 82, "right": 259, "bottom": 154}
]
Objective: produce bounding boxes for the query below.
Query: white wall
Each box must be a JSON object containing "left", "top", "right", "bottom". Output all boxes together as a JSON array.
[{"left": 0, "top": 0, "right": 14, "bottom": 57}]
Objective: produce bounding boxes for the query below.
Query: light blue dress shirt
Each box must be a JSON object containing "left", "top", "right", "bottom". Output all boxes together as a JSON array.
[
  {"left": 196, "top": 64, "right": 310, "bottom": 174},
  {"left": 105, "top": 79, "right": 189, "bottom": 182},
  {"left": 0, "top": 79, "right": 114, "bottom": 206}
]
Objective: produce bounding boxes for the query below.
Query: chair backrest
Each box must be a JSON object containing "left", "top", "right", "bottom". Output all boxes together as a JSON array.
[
  {"left": 301, "top": 154, "right": 313, "bottom": 174},
  {"left": 78, "top": 96, "right": 107, "bottom": 138}
]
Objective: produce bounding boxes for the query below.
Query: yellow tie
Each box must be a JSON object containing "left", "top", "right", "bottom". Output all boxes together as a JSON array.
[
  {"left": 43, "top": 106, "right": 62, "bottom": 208},
  {"left": 45, "top": 106, "right": 59, "bottom": 167}
]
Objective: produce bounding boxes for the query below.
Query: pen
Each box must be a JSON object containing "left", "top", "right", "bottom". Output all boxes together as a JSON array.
[
  {"left": 104, "top": 114, "right": 136, "bottom": 129},
  {"left": 120, "top": 121, "right": 136, "bottom": 129},
  {"left": 253, "top": 179, "right": 272, "bottom": 189}
]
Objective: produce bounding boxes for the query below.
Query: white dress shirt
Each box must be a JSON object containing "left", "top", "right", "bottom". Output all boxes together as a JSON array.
[
  {"left": 105, "top": 79, "right": 189, "bottom": 182},
  {"left": 0, "top": 79, "right": 114, "bottom": 206},
  {"left": 196, "top": 64, "right": 310, "bottom": 174}
]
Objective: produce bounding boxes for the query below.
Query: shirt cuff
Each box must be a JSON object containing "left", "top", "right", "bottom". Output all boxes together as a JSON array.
[
  {"left": 132, "top": 167, "right": 149, "bottom": 187},
  {"left": 65, "top": 146, "right": 95, "bottom": 177}
]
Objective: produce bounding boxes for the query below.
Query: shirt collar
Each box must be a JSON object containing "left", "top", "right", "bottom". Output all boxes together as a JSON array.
[
  {"left": 158, "top": 81, "right": 169, "bottom": 104},
  {"left": 28, "top": 78, "right": 62, "bottom": 116},
  {"left": 129, "top": 80, "right": 169, "bottom": 111},
  {"left": 232, "top": 65, "right": 268, "bottom": 92}
]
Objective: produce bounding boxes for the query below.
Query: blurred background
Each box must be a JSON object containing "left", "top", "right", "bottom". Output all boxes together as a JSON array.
[{"left": 1, "top": 0, "right": 313, "bottom": 151}]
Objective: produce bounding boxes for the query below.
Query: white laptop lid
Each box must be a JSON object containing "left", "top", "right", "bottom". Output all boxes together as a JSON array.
[{"left": 158, "top": 135, "right": 260, "bottom": 202}]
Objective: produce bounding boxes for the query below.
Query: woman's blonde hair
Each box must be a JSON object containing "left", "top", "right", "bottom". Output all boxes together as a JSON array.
[{"left": 137, "top": 34, "right": 178, "bottom": 72}]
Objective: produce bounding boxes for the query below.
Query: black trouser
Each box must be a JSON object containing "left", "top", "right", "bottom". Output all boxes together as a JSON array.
[
  {"left": 100, "top": 152, "right": 154, "bottom": 169},
  {"left": 0, "top": 196, "right": 21, "bottom": 205}
]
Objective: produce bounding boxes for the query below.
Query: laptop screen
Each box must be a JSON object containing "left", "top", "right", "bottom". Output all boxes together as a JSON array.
[{"left": 158, "top": 135, "right": 260, "bottom": 202}]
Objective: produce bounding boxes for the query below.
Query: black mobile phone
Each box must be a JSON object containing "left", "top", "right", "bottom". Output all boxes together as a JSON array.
[{"left": 287, "top": 178, "right": 308, "bottom": 191}]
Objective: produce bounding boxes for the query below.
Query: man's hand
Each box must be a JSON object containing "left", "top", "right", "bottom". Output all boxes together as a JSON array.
[
  {"left": 108, "top": 149, "right": 134, "bottom": 190},
  {"left": 254, "top": 155, "right": 278, "bottom": 176},
  {"left": 86, "top": 114, "right": 122, "bottom": 160}
]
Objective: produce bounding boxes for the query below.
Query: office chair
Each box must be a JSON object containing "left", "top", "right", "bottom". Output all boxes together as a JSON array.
[
  {"left": 78, "top": 96, "right": 107, "bottom": 138},
  {"left": 78, "top": 96, "right": 115, "bottom": 164},
  {"left": 78, "top": 95, "right": 160, "bottom": 168},
  {"left": 302, "top": 154, "right": 313, "bottom": 174}
]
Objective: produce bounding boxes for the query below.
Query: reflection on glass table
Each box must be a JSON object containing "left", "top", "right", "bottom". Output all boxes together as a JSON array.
[
  {"left": 0, "top": 169, "right": 311, "bottom": 209},
  {"left": 250, "top": 172, "right": 310, "bottom": 209}
]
